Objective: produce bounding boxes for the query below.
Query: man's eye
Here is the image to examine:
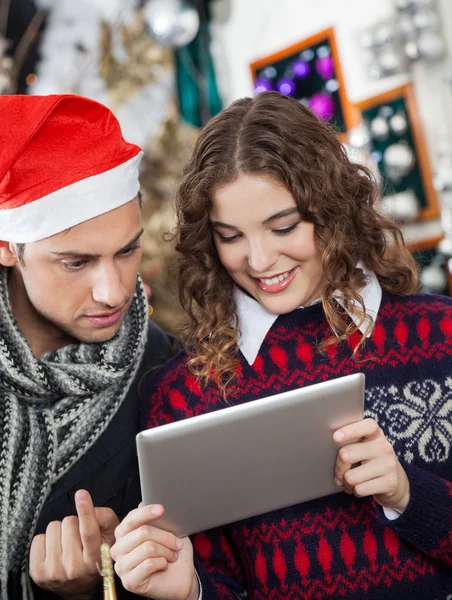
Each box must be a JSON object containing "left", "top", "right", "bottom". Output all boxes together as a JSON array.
[
  {"left": 120, "top": 245, "right": 138, "bottom": 256},
  {"left": 63, "top": 260, "right": 87, "bottom": 271}
]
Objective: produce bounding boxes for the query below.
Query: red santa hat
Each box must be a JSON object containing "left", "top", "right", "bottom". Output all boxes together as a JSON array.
[{"left": 0, "top": 94, "right": 143, "bottom": 244}]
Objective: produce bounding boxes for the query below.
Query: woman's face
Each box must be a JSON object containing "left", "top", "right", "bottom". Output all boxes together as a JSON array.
[{"left": 210, "top": 174, "right": 324, "bottom": 315}]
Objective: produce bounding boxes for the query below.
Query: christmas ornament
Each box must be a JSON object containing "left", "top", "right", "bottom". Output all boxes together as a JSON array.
[
  {"left": 380, "top": 190, "right": 420, "bottom": 222},
  {"left": 276, "top": 78, "right": 295, "bottom": 96},
  {"left": 370, "top": 116, "right": 390, "bottom": 140},
  {"left": 383, "top": 142, "right": 415, "bottom": 181},
  {"left": 309, "top": 93, "right": 334, "bottom": 120},
  {"left": 254, "top": 78, "right": 273, "bottom": 94},
  {"left": 143, "top": 0, "right": 200, "bottom": 47},
  {"left": 389, "top": 111, "right": 408, "bottom": 136},
  {"left": 315, "top": 56, "right": 334, "bottom": 80},
  {"left": 292, "top": 59, "right": 310, "bottom": 79},
  {"left": 419, "top": 263, "right": 447, "bottom": 293},
  {"left": 348, "top": 124, "right": 371, "bottom": 150}
]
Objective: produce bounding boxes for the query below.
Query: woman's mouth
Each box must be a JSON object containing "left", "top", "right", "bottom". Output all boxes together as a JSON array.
[{"left": 255, "top": 267, "right": 298, "bottom": 293}]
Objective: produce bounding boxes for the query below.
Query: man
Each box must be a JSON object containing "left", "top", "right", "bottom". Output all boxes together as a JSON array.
[{"left": 0, "top": 94, "right": 173, "bottom": 599}]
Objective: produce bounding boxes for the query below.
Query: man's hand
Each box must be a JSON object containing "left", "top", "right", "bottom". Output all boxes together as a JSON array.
[
  {"left": 334, "top": 418, "right": 410, "bottom": 513},
  {"left": 30, "top": 490, "right": 119, "bottom": 600}
]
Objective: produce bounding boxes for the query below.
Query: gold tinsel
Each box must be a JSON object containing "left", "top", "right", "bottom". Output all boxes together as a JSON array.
[
  {"left": 139, "top": 103, "right": 199, "bottom": 333},
  {"left": 99, "top": 13, "right": 199, "bottom": 333}
]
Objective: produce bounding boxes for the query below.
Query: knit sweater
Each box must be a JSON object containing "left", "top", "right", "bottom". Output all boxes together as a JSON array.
[{"left": 142, "top": 292, "right": 452, "bottom": 599}]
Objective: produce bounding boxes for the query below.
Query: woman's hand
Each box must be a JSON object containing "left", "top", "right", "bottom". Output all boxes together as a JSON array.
[
  {"left": 111, "top": 504, "right": 198, "bottom": 600},
  {"left": 333, "top": 418, "right": 410, "bottom": 513}
]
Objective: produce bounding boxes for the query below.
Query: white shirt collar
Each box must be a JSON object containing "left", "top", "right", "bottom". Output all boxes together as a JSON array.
[{"left": 234, "top": 267, "right": 382, "bottom": 365}]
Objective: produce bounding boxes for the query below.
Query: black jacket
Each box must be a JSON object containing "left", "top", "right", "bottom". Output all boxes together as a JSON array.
[{"left": 29, "top": 321, "right": 174, "bottom": 599}]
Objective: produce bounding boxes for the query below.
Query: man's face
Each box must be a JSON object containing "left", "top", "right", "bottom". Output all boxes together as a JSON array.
[{"left": 11, "top": 198, "right": 143, "bottom": 346}]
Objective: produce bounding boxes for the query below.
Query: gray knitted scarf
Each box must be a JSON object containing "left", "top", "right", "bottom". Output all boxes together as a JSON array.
[{"left": 0, "top": 268, "right": 149, "bottom": 599}]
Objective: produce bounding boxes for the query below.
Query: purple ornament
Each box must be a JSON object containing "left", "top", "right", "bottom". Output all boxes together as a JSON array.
[
  {"left": 292, "top": 59, "right": 310, "bottom": 79},
  {"left": 276, "top": 78, "right": 295, "bottom": 96},
  {"left": 315, "top": 56, "right": 334, "bottom": 80},
  {"left": 254, "top": 78, "right": 273, "bottom": 94},
  {"left": 309, "top": 93, "right": 335, "bottom": 120}
]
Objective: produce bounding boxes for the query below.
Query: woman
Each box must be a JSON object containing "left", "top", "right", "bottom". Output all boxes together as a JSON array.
[{"left": 111, "top": 92, "right": 452, "bottom": 599}]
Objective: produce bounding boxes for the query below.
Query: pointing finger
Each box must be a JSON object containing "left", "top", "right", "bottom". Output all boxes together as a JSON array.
[{"left": 75, "top": 490, "right": 101, "bottom": 564}]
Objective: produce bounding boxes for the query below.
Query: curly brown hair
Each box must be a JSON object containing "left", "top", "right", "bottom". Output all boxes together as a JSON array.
[{"left": 174, "top": 92, "right": 418, "bottom": 393}]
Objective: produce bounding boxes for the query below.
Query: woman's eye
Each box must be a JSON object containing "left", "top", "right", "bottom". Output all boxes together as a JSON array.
[
  {"left": 274, "top": 223, "right": 299, "bottom": 235},
  {"left": 217, "top": 233, "right": 241, "bottom": 243}
]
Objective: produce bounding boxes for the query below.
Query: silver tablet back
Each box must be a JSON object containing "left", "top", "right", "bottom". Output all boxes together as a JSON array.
[{"left": 137, "top": 372, "right": 365, "bottom": 537}]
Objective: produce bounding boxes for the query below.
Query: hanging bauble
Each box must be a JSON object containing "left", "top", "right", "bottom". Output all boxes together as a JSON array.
[
  {"left": 276, "top": 78, "right": 295, "bottom": 96},
  {"left": 417, "top": 30, "right": 445, "bottom": 60},
  {"left": 373, "top": 22, "right": 395, "bottom": 47},
  {"left": 309, "top": 93, "right": 335, "bottom": 120},
  {"left": 420, "top": 264, "right": 447, "bottom": 293},
  {"left": 389, "top": 112, "right": 408, "bottom": 136},
  {"left": 315, "top": 56, "right": 334, "bottom": 80},
  {"left": 383, "top": 142, "right": 415, "bottom": 180},
  {"left": 405, "top": 40, "right": 421, "bottom": 61},
  {"left": 143, "top": 0, "right": 200, "bottom": 47},
  {"left": 254, "top": 79, "right": 273, "bottom": 94},
  {"left": 292, "top": 59, "right": 311, "bottom": 79},
  {"left": 438, "top": 237, "right": 452, "bottom": 258},
  {"left": 370, "top": 116, "right": 389, "bottom": 140},
  {"left": 379, "top": 47, "right": 405, "bottom": 74},
  {"left": 368, "top": 61, "right": 383, "bottom": 80},
  {"left": 395, "top": 0, "right": 415, "bottom": 9},
  {"left": 359, "top": 29, "right": 376, "bottom": 51},
  {"left": 380, "top": 190, "right": 420, "bottom": 222},
  {"left": 412, "top": 8, "right": 439, "bottom": 30}
]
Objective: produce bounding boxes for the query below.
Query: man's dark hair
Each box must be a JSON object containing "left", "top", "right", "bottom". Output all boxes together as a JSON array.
[{"left": 16, "top": 243, "right": 25, "bottom": 266}]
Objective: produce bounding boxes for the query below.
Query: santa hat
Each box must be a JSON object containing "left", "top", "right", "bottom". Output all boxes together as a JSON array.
[{"left": 0, "top": 94, "right": 143, "bottom": 244}]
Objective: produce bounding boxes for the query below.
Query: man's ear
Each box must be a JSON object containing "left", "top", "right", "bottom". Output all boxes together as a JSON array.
[{"left": 0, "top": 243, "right": 19, "bottom": 267}]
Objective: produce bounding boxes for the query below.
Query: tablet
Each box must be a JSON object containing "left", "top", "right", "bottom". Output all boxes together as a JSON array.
[{"left": 137, "top": 372, "right": 365, "bottom": 537}]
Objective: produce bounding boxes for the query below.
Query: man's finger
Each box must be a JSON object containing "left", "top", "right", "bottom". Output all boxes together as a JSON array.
[
  {"left": 45, "top": 521, "right": 63, "bottom": 564},
  {"left": 29, "top": 534, "right": 46, "bottom": 581},
  {"left": 94, "top": 507, "right": 120, "bottom": 546},
  {"left": 75, "top": 490, "right": 101, "bottom": 564},
  {"left": 61, "top": 515, "right": 83, "bottom": 560}
]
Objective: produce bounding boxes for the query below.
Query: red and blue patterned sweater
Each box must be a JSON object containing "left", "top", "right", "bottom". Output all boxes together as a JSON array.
[{"left": 142, "top": 292, "right": 452, "bottom": 599}]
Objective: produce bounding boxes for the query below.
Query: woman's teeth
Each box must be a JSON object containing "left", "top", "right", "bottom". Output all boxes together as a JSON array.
[{"left": 259, "top": 270, "right": 292, "bottom": 286}]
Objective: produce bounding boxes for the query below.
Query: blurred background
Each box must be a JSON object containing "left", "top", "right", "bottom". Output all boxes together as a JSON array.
[{"left": 3, "top": 0, "right": 452, "bottom": 333}]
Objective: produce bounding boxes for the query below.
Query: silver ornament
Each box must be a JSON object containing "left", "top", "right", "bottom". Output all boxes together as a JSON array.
[
  {"left": 379, "top": 48, "right": 404, "bottom": 74},
  {"left": 417, "top": 31, "right": 445, "bottom": 60},
  {"left": 143, "top": 0, "right": 200, "bottom": 48},
  {"left": 348, "top": 124, "right": 371, "bottom": 150},
  {"left": 420, "top": 264, "right": 447, "bottom": 293},
  {"left": 370, "top": 116, "right": 390, "bottom": 140},
  {"left": 373, "top": 22, "right": 395, "bottom": 47},
  {"left": 389, "top": 112, "right": 408, "bottom": 136},
  {"left": 404, "top": 40, "right": 421, "bottom": 61},
  {"left": 380, "top": 191, "right": 420, "bottom": 222},
  {"left": 383, "top": 142, "right": 415, "bottom": 180},
  {"left": 437, "top": 237, "right": 452, "bottom": 258}
]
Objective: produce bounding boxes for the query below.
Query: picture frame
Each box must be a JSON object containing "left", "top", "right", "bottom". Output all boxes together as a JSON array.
[
  {"left": 356, "top": 84, "right": 440, "bottom": 221},
  {"left": 249, "top": 27, "right": 359, "bottom": 135}
]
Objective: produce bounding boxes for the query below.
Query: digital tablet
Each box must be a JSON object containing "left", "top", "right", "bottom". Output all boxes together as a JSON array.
[{"left": 137, "top": 372, "right": 365, "bottom": 537}]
